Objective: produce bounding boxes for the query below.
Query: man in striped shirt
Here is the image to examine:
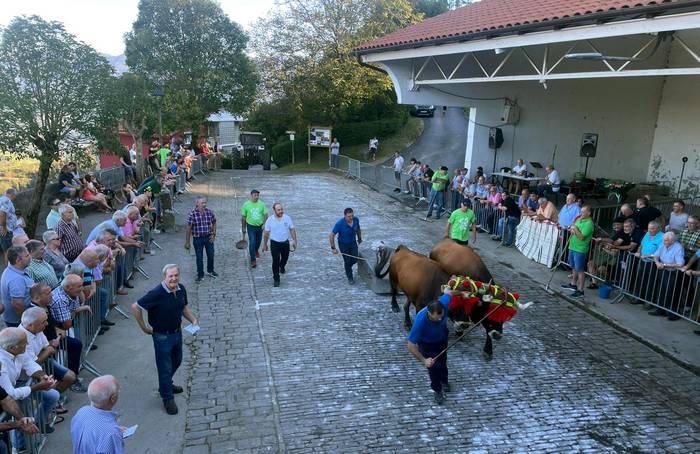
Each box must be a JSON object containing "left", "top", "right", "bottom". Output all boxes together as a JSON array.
[
  {"left": 185, "top": 197, "right": 218, "bottom": 283},
  {"left": 71, "top": 375, "right": 124, "bottom": 454},
  {"left": 25, "top": 240, "right": 59, "bottom": 289}
]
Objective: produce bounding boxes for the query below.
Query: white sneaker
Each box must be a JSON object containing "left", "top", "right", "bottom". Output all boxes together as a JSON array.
[{"left": 152, "top": 229, "right": 162, "bottom": 234}]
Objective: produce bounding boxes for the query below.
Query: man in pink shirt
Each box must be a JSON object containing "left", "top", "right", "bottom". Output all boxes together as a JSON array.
[{"left": 480, "top": 185, "right": 503, "bottom": 234}]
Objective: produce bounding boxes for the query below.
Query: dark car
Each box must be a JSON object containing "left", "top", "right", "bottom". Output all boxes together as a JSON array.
[{"left": 411, "top": 105, "right": 435, "bottom": 117}]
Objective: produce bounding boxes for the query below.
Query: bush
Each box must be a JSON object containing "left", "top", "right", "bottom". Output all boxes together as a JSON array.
[
  {"left": 270, "top": 138, "right": 309, "bottom": 167},
  {"left": 333, "top": 114, "right": 408, "bottom": 146}
]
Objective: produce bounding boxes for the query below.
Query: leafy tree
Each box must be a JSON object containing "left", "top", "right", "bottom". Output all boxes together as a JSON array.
[
  {"left": 0, "top": 15, "right": 114, "bottom": 236},
  {"left": 410, "top": 0, "right": 449, "bottom": 17},
  {"left": 124, "top": 0, "right": 258, "bottom": 132}
]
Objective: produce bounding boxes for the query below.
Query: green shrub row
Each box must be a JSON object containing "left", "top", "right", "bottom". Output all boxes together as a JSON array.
[
  {"left": 270, "top": 138, "right": 309, "bottom": 166},
  {"left": 333, "top": 114, "right": 408, "bottom": 147}
]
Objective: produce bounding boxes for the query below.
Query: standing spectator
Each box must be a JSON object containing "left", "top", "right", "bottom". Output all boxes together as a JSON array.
[
  {"left": 184, "top": 197, "right": 218, "bottom": 283},
  {"left": 521, "top": 191, "right": 539, "bottom": 215},
  {"left": 561, "top": 205, "right": 594, "bottom": 299},
  {"left": 558, "top": 193, "right": 581, "bottom": 228},
  {"left": 480, "top": 185, "right": 503, "bottom": 234},
  {"left": 403, "top": 158, "right": 420, "bottom": 194},
  {"left": 71, "top": 375, "right": 124, "bottom": 454},
  {"left": 467, "top": 175, "right": 488, "bottom": 200},
  {"left": 533, "top": 197, "right": 559, "bottom": 223},
  {"left": 665, "top": 200, "right": 688, "bottom": 234},
  {"left": 426, "top": 166, "right": 449, "bottom": 220},
  {"left": 25, "top": 240, "right": 59, "bottom": 289},
  {"left": 132, "top": 264, "right": 198, "bottom": 415},
  {"left": 493, "top": 192, "right": 521, "bottom": 246},
  {"left": 648, "top": 232, "right": 685, "bottom": 320},
  {"left": 634, "top": 197, "right": 665, "bottom": 231},
  {"left": 536, "top": 165, "right": 560, "bottom": 198},
  {"left": 1, "top": 245, "right": 33, "bottom": 327},
  {"left": 159, "top": 142, "right": 171, "bottom": 168},
  {"left": 330, "top": 137, "right": 340, "bottom": 168},
  {"left": 240, "top": 190, "right": 269, "bottom": 269},
  {"left": 29, "top": 283, "right": 86, "bottom": 393},
  {"left": 0, "top": 327, "right": 60, "bottom": 435},
  {"left": 445, "top": 200, "right": 476, "bottom": 246},
  {"left": 405, "top": 160, "right": 423, "bottom": 195},
  {"left": 368, "top": 137, "right": 378, "bottom": 161},
  {"left": 678, "top": 215, "right": 700, "bottom": 261},
  {"left": 262, "top": 203, "right": 298, "bottom": 287},
  {"left": 631, "top": 220, "right": 664, "bottom": 303},
  {"left": 121, "top": 146, "right": 136, "bottom": 186},
  {"left": 0, "top": 188, "right": 18, "bottom": 262},
  {"left": 72, "top": 249, "right": 112, "bottom": 332},
  {"left": 49, "top": 274, "right": 91, "bottom": 353},
  {"left": 55, "top": 204, "right": 84, "bottom": 262},
  {"left": 42, "top": 230, "right": 70, "bottom": 281},
  {"left": 449, "top": 168, "right": 462, "bottom": 209},
  {"left": 45, "top": 198, "right": 62, "bottom": 230},
  {"left": 148, "top": 139, "right": 161, "bottom": 174},
  {"left": 329, "top": 208, "right": 362, "bottom": 285},
  {"left": 129, "top": 142, "right": 138, "bottom": 169},
  {"left": 392, "top": 152, "right": 405, "bottom": 193}
]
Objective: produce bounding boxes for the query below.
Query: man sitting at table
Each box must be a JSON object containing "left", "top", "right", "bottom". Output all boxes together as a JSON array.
[
  {"left": 508, "top": 159, "right": 527, "bottom": 194},
  {"left": 536, "top": 165, "right": 560, "bottom": 197}
]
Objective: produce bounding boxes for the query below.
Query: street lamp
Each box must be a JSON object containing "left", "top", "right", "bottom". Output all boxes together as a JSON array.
[{"left": 151, "top": 86, "right": 165, "bottom": 145}]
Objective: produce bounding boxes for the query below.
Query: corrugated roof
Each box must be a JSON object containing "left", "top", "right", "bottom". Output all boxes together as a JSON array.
[{"left": 355, "top": 0, "right": 693, "bottom": 53}]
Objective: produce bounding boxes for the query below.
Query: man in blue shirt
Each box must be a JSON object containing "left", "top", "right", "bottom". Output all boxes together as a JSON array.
[
  {"left": 631, "top": 220, "right": 664, "bottom": 304},
  {"left": 1, "top": 246, "right": 34, "bottom": 328},
  {"left": 406, "top": 293, "right": 451, "bottom": 405},
  {"left": 558, "top": 193, "right": 581, "bottom": 228},
  {"left": 329, "top": 208, "right": 362, "bottom": 285},
  {"left": 71, "top": 375, "right": 124, "bottom": 454}
]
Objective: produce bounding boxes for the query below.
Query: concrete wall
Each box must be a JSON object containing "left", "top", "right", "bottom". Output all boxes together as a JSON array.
[{"left": 647, "top": 31, "right": 700, "bottom": 197}]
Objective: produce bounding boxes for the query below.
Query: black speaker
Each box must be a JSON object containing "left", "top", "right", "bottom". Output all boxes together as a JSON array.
[
  {"left": 489, "top": 127, "right": 504, "bottom": 149},
  {"left": 580, "top": 133, "right": 598, "bottom": 158}
]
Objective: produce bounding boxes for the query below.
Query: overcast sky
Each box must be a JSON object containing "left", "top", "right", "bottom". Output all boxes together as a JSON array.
[{"left": 1, "top": 0, "right": 276, "bottom": 55}]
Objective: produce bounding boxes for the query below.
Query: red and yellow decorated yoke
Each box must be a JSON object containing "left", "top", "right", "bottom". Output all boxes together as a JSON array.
[{"left": 445, "top": 276, "right": 521, "bottom": 324}]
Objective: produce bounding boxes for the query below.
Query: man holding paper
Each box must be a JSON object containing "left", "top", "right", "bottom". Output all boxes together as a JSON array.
[
  {"left": 71, "top": 375, "right": 124, "bottom": 454},
  {"left": 131, "top": 264, "right": 198, "bottom": 415}
]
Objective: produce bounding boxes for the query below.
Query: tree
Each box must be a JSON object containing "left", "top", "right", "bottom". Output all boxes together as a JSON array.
[
  {"left": 0, "top": 16, "right": 114, "bottom": 236},
  {"left": 410, "top": 0, "right": 449, "bottom": 18},
  {"left": 124, "top": 0, "right": 258, "bottom": 133}
]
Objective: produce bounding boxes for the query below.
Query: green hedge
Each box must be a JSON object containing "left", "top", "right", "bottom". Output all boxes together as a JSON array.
[
  {"left": 270, "top": 138, "right": 309, "bottom": 167},
  {"left": 333, "top": 114, "right": 407, "bottom": 146}
]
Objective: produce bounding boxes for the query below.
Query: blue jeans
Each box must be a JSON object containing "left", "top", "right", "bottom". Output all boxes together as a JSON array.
[
  {"left": 193, "top": 236, "right": 215, "bottom": 278},
  {"left": 246, "top": 224, "right": 263, "bottom": 262},
  {"left": 427, "top": 189, "right": 444, "bottom": 218},
  {"left": 13, "top": 389, "right": 59, "bottom": 448},
  {"left": 338, "top": 242, "right": 358, "bottom": 280},
  {"left": 419, "top": 340, "right": 448, "bottom": 393},
  {"left": 497, "top": 216, "right": 519, "bottom": 245},
  {"left": 152, "top": 331, "right": 183, "bottom": 402}
]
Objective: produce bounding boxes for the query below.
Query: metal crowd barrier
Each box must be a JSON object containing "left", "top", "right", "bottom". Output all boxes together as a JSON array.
[
  {"left": 94, "top": 166, "right": 126, "bottom": 192},
  {"left": 17, "top": 382, "right": 48, "bottom": 454},
  {"left": 190, "top": 156, "right": 203, "bottom": 175}
]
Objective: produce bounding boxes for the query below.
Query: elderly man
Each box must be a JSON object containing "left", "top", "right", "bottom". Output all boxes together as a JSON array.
[
  {"left": 185, "top": 196, "right": 218, "bottom": 282},
  {"left": 73, "top": 247, "right": 113, "bottom": 332},
  {"left": 30, "top": 283, "right": 86, "bottom": 393},
  {"left": 71, "top": 374, "right": 124, "bottom": 454},
  {"left": 50, "top": 274, "right": 92, "bottom": 342},
  {"left": 533, "top": 197, "right": 559, "bottom": 223},
  {"left": 43, "top": 230, "right": 70, "bottom": 281},
  {"left": 25, "top": 240, "right": 60, "bottom": 289},
  {"left": 559, "top": 193, "right": 581, "bottom": 229},
  {"left": 20, "top": 307, "right": 76, "bottom": 396},
  {"left": 132, "top": 264, "right": 198, "bottom": 415},
  {"left": 262, "top": 202, "right": 298, "bottom": 287},
  {"left": 561, "top": 205, "right": 594, "bottom": 299},
  {"left": 0, "top": 389, "right": 39, "bottom": 450},
  {"left": 88, "top": 228, "right": 128, "bottom": 297},
  {"left": 629, "top": 220, "right": 664, "bottom": 303},
  {"left": 648, "top": 232, "right": 685, "bottom": 320},
  {"left": 1, "top": 245, "right": 33, "bottom": 327},
  {"left": 55, "top": 204, "right": 84, "bottom": 262},
  {"left": 0, "top": 327, "right": 60, "bottom": 435},
  {"left": 678, "top": 215, "right": 700, "bottom": 261},
  {"left": 0, "top": 188, "right": 18, "bottom": 262},
  {"left": 536, "top": 164, "right": 560, "bottom": 198}
]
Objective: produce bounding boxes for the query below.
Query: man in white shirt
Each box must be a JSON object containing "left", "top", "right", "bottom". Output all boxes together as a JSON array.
[
  {"left": 368, "top": 137, "right": 378, "bottom": 161},
  {"left": 262, "top": 203, "right": 298, "bottom": 288},
  {"left": 20, "top": 307, "right": 76, "bottom": 395},
  {"left": 0, "top": 327, "right": 59, "bottom": 437},
  {"left": 509, "top": 159, "right": 527, "bottom": 194},
  {"left": 393, "top": 152, "right": 405, "bottom": 193},
  {"left": 537, "top": 165, "right": 560, "bottom": 198}
]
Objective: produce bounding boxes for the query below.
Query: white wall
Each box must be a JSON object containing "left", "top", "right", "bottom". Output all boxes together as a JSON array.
[{"left": 648, "top": 32, "right": 700, "bottom": 197}]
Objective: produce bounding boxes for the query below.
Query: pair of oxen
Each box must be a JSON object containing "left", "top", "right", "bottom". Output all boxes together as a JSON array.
[{"left": 374, "top": 238, "right": 508, "bottom": 359}]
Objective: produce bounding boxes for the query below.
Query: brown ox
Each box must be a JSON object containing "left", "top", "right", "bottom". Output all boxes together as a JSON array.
[
  {"left": 374, "top": 244, "right": 449, "bottom": 329},
  {"left": 430, "top": 238, "right": 501, "bottom": 359}
]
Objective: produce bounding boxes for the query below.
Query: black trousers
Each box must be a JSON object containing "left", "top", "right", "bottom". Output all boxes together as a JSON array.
[
  {"left": 270, "top": 239, "right": 290, "bottom": 281},
  {"left": 419, "top": 339, "right": 448, "bottom": 393},
  {"left": 338, "top": 242, "right": 358, "bottom": 280}
]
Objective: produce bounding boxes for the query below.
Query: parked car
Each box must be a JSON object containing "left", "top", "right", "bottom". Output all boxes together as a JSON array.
[
  {"left": 220, "top": 132, "right": 272, "bottom": 170},
  {"left": 411, "top": 105, "right": 435, "bottom": 117}
]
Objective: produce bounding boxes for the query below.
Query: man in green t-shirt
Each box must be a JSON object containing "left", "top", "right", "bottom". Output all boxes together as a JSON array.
[
  {"left": 445, "top": 199, "right": 477, "bottom": 245},
  {"left": 240, "top": 189, "right": 269, "bottom": 268},
  {"left": 159, "top": 143, "right": 171, "bottom": 168},
  {"left": 426, "top": 165, "right": 449, "bottom": 220},
  {"left": 562, "top": 205, "right": 594, "bottom": 298}
]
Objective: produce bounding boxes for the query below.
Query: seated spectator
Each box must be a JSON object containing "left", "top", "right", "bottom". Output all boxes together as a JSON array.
[
  {"left": 521, "top": 191, "right": 539, "bottom": 215},
  {"left": 536, "top": 165, "right": 560, "bottom": 197},
  {"left": 1, "top": 245, "right": 33, "bottom": 328},
  {"left": 45, "top": 198, "right": 62, "bottom": 230},
  {"left": 492, "top": 191, "right": 521, "bottom": 246},
  {"left": 634, "top": 196, "right": 665, "bottom": 231},
  {"left": 533, "top": 197, "right": 559, "bottom": 223},
  {"left": 508, "top": 159, "right": 527, "bottom": 193},
  {"left": 55, "top": 204, "right": 84, "bottom": 262},
  {"left": 70, "top": 375, "right": 124, "bottom": 454},
  {"left": 619, "top": 203, "right": 635, "bottom": 221},
  {"left": 666, "top": 200, "right": 689, "bottom": 234},
  {"left": 29, "top": 283, "right": 86, "bottom": 393},
  {"left": 0, "top": 388, "right": 39, "bottom": 445},
  {"left": 20, "top": 307, "right": 76, "bottom": 403},
  {"left": 467, "top": 175, "right": 488, "bottom": 199},
  {"left": 648, "top": 232, "right": 685, "bottom": 320},
  {"left": 58, "top": 164, "right": 81, "bottom": 200},
  {"left": 25, "top": 240, "right": 59, "bottom": 289},
  {"left": 678, "top": 215, "right": 700, "bottom": 261},
  {"left": 82, "top": 174, "right": 113, "bottom": 212},
  {"left": 0, "top": 327, "right": 60, "bottom": 437},
  {"left": 558, "top": 193, "right": 581, "bottom": 228},
  {"left": 85, "top": 211, "right": 128, "bottom": 245},
  {"left": 42, "top": 230, "right": 70, "bottom": 281}
]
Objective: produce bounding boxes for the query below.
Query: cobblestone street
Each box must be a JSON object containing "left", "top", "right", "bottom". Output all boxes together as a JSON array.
[{"left": 183, "top": 171, "right": 700, "bottom": 453}]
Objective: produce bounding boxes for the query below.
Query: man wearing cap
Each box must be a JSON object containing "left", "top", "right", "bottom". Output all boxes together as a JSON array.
[
  {"left": 262, "top": 202, "right": 298, "bottom": 287},
  {"left": 445, "top": 199, "right": 476, "bottom": 246},
  {"left": 240, "top": 190, "right": 268, "bottom": 268}
]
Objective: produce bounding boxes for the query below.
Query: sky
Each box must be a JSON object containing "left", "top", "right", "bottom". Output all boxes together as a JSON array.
[{"left": 1, "top": 0, "right": 276, "bottom": 56}]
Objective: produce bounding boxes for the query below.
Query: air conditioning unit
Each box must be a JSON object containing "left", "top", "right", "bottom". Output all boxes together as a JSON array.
[{"left": 500, "top": 103, "right": 520, "bottom": 124}]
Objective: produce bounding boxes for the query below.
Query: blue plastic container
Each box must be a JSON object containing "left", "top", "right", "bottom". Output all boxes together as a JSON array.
[{"left": 598, "top": 284, "right": 612, "bottom": 299}]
